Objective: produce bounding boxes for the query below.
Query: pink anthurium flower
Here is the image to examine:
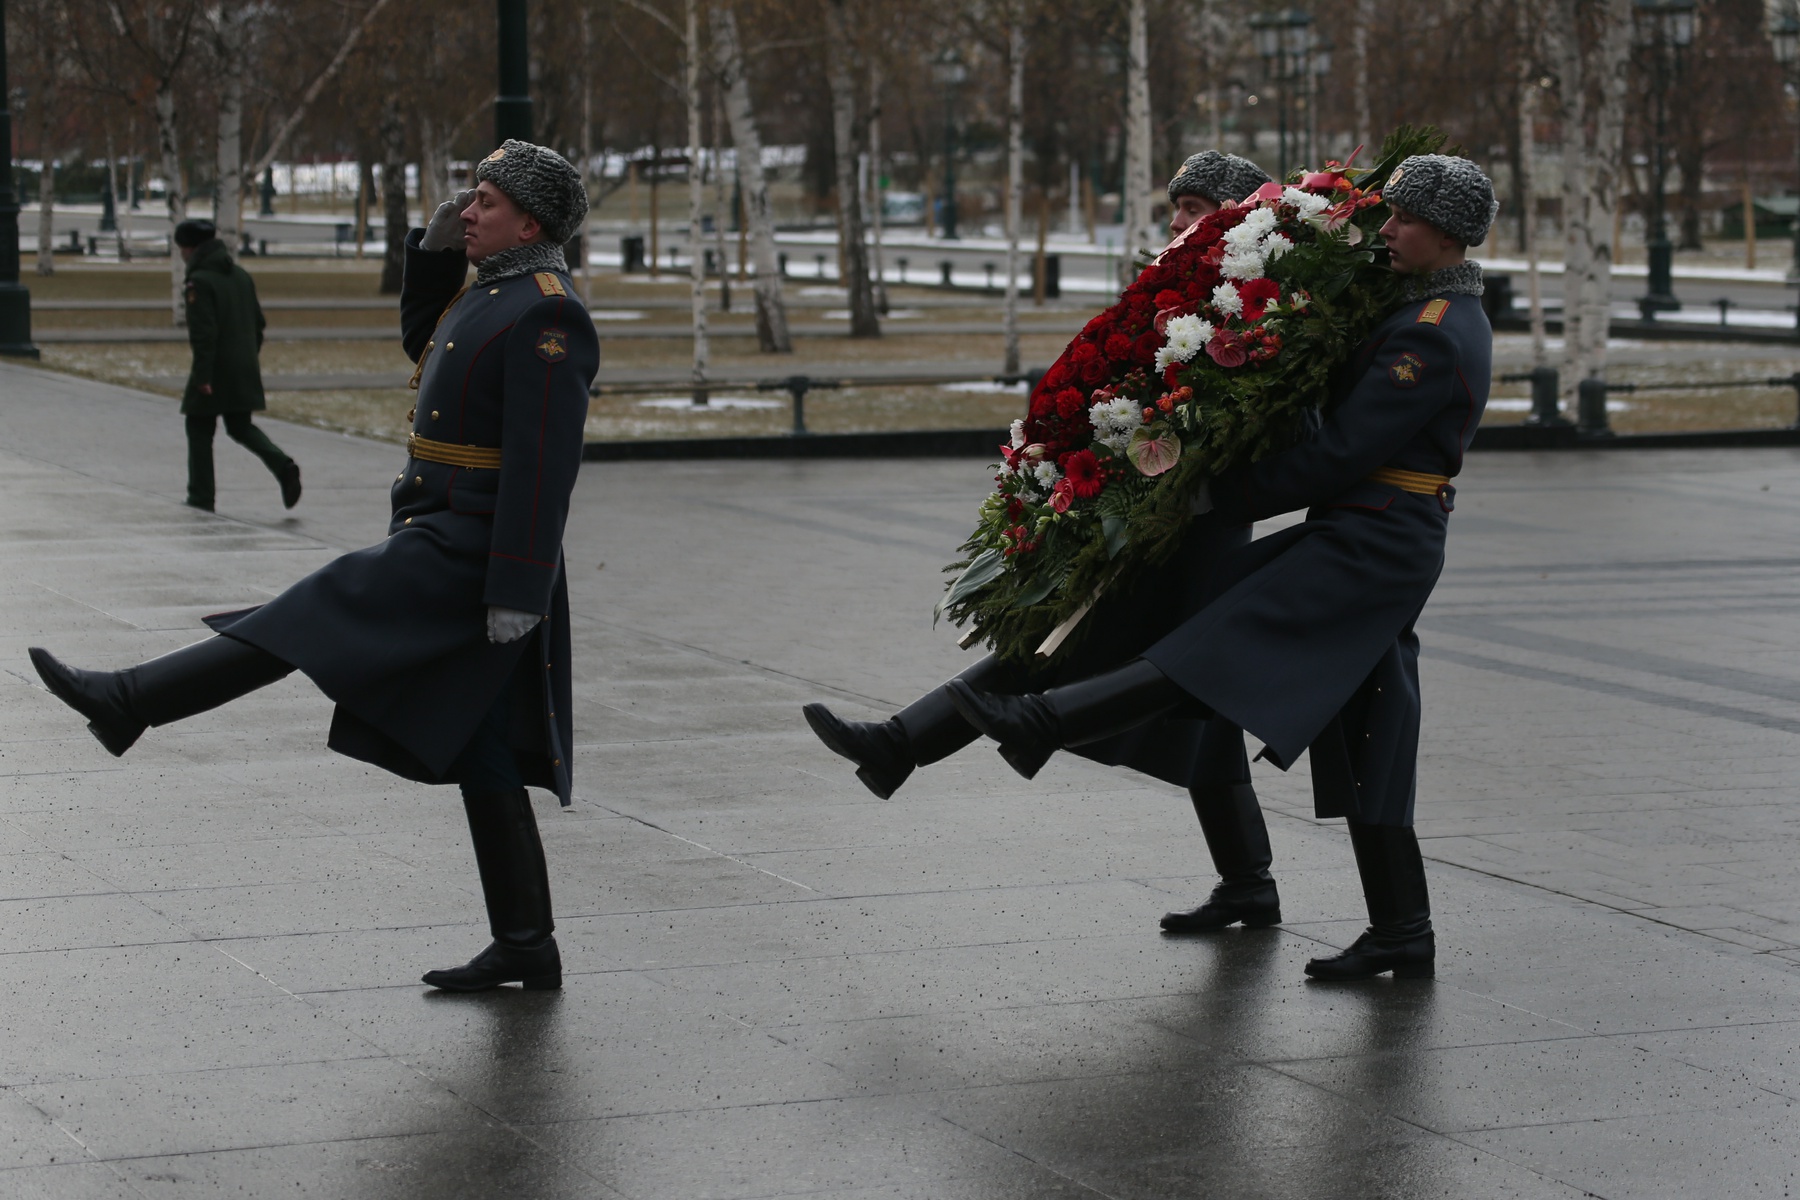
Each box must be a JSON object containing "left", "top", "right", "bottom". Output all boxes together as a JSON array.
[{"left": 1127, "top": 425, "right": 1182, "bottom": 477}]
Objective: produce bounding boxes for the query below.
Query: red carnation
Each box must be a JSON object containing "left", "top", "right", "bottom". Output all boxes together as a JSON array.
[
  {"left": 1054, "top": 387, "right": 1087, "bottom": 420},
  {"left": 1029, "top": 389, "right": 1057, "bottom": 418},
  {"left": 1042, "top": 361, "right": 1072, "bottom": 390},
  {"left": 1103, "top": 332, "right": 1133, "bottom": 361},
  {"left": 1061, "top": 449, "right": 1104, "bottom": 499},
  {"left": 1153, "top": 289, "right": 1185, "bottom": 311},
  {"left": 1127, "top": 292, "right": 1155, "bottom": 316}
]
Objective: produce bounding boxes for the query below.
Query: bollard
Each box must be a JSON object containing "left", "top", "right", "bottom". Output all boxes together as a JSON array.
[
  {"left": 777, "top": 251, "right": 788, "bottom": 277},
  {"left": 1716, "top": 297, "right": 1734, "bottom": 327},
  {"left": 983, "top": 262, "right": 996, "bottom": 290},
  {"left": 1576, "top": 376, "right": 1614, "bottom": 436},
  {"left": 1787, "top": 373, "right": 1800, "bottom": 429},
  {"left": 940, "top": 260, "right": 954, "bottom": 287},
  {"left": 1525, "top": 364, "right": 1568, "bottom": 426},
  {"left": 258, "top": 239, "right": 268, "bottom": 257},
  {"left": 67, "top": 229, "right": 81, "bottom": 253},
  {"left": 897, "top": 257, "right": 908, "bottom": 284},
  {"left": 815, "top": 254, "right": 826, "bottom": 278}
]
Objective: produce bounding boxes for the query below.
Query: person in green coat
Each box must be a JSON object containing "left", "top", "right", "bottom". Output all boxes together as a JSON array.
[{"left": 176, "top": 219, "right": 301, "bottom": 512}]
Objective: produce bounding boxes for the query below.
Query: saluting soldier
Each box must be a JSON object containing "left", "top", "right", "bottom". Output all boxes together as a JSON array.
[
  {"left": 803, "top": 150, "right": 1292, "bottom": 939},
  {"left": 1165, "top": 150, "right": 1272, "bottom": 239},
  {"left": 29, "top": 141, "right": 599, "bottom": 993},
  {"left": 946, "top": 155, "right": 1499, "bottom": 981},
  {"left": 173, "top": 218, "right": 302, "bottom": 513}
]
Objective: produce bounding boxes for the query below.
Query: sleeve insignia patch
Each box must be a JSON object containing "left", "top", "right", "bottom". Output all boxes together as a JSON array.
[
  {"left": 1389, "top": 351, "right": 1426, "bottom": 388},
  {"left": 1417, "top": 298, "right": 1449, "bottom": 325},
  {"left": 533, "top": 272, "right": 568, "bottom": 297},
  {"left": 535, "top": 327, "right": 570, "bottom": 362}
]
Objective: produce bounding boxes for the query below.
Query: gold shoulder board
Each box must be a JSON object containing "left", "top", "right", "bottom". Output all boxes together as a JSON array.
[
  {"left": 1417, "top": 299, "right": 1449, "bottom": 325},
  {"left": 534, "top": 272, "right": 568, "bottom": 298}
]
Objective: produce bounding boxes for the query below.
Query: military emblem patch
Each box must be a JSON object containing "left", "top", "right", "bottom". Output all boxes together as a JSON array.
[
  {"left": 1389, "top": 351, "right": 1426, "bottom": 388},
  {"left": 535, "top": 328, "right": 569, "bottom": 362},
  {"left": 482, "top": 147, "right": 507, "bottom": 163}
]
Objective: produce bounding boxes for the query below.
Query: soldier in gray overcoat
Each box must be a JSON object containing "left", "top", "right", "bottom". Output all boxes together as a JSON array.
[
  {"left": 946, "top": 155, "right": 1499, "bottom": 982},
  {"left": 30, "top": 142, "right": 598, "bottom": 993},
  {"left": 174, "top": 219, "right": 301, "bottom": 513},
  {"left": 804, "top": 151, "right": 1290, "bottom": 939}
]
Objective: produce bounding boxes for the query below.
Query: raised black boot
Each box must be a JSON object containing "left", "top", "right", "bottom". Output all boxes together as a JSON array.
[
  {"left": 29, "top": 637, "right": 294, "bottom": 757},
  {"left": 803, "top": 659, "right": 1051, "bottom": 797},
  {"left": 424, "top": 787, "right": 562, "bottom": 992},
  {"left": 945, "top": 659, "right": 1187, "bottom": 778},
  {"left": 1305, "top": 821, "right": 1434, "bottom": 981},
  {"left": 1161, "top": 783, "right": 1282, "bottom": 933}
]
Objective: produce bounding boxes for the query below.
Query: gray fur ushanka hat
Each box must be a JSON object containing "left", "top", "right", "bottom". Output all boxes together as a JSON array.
[
  {"left": 1382, "top": 154, "right": 1499, "bottom": 247},
  {"left": 1167, "top": 150, "right": 1273, "bottom": 206},
  {"left": 476, "top": 140, "right": 589, "bottom": 244}
]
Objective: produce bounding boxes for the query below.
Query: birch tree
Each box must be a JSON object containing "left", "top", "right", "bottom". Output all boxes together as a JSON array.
[
  {"left": 210, "top": 4, "right": 249, "bottom": 249},
  {"left": 245, "top": 0, "right": 397, "bottom": 183},
  {"left": 1551, "top": 0, "right": 1633, "bottom": 397},
  {"left": 1002, "top": 13, "right": 1026, "bottom": 376},
  {"left": 377, "top": 80, "right": 408, "bottom": 294},
  {"left": 1120, "top": 0, "right": 1156, "bottom": 280},
  {"left": 710, "top": 2, "right": 792, "bottom": 351},
  {"left": 822, "top": 0, "right": 880, "bottom": 337},
  {"left": 1516, "top": 0, "right": 1549, "bottom": 371}
]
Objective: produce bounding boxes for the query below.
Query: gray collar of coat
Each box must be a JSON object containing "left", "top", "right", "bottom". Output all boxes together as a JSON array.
[
  {"left": 1403, "top": 260, "right": 1485, "bottom": 300},
  {"left": 474, "top": 241, "right": 570, "bottom": 287}
]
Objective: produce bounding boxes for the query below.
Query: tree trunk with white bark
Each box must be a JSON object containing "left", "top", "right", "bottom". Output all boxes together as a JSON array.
[
  {"left": 710, "top": 3, "right": 790, "bottom": 351},
  {"left": 686, "top": 0, "right": 710, "bottom": 402},
  {"left": 1120, "top": 0, "right": 1155, "bottom": 280},
  {"left": 822, "top": 0, "right": 879, "bottom": 337},
  {"left": 212, "top": 8, "right": 246, "bottom": 250},
  {"left": 155, "top": 80, "right": 186, "bottom": 324},
  {"left": 1003, "top": 17, "right": 1025, "bottom": 376},
  {"left": 35, "top": 111, "right": 53, "bottom": 276},
  {"left": 1517, "top": 0, "right": 1548, "bottom": 370}
]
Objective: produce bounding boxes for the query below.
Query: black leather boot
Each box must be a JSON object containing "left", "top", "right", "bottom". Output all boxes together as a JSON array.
[
  {"left": 424, "top": 787, "right": 562, "bottom": 992},
  {"left": 803, "top": 658, "right": 1052, "bottom": 797},
  {"left": 1161, "top": 783, "right": 1282, "bottom": 933},
  {"left": 1305, "top": 821, "right": 1434, "bottom": 980},
  {"left": 946, "top": 659, "right": 1186, "bottom": 778},
  {"left": 29, "top": 637, "right": 294, "bottom": 757}
]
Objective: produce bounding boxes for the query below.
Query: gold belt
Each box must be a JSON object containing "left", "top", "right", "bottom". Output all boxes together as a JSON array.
[
  {"left": 407, "top": 434, "right": 503, "bottom": 469},
  {"left": 1368, "top": 466, "right": 1452, "bottom": 495}
]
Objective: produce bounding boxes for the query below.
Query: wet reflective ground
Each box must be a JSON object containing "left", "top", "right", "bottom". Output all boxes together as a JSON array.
[{"left": 4, "top": 360, "right": 1800, "bottom": 1197}]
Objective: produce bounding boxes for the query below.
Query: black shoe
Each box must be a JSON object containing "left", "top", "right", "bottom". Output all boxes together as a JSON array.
[
  {"left": 1161, "top": 880, "right": 1282, "bottom": 933},
  {"left": 28, "top": 647, "right": 144, "bottom": 756},
  {"left": 803, "top": 703, "right": 912, "bottom": 798},
  {"left": 1304, "top": 928, "right": 1435, "bottom": 980},
  {"left": 277, "top": 462, "right": 302, "bottom": 509},
  {"left": 423, "top": 938, "right": 562, "bottom": 991},
  {"left": 184, "top": 497, "right": 215, "bottom": 513}
]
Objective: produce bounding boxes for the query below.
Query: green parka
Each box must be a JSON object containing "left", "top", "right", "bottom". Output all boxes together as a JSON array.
[{"left": 181, "top": 239, "right": 267, "bottom": 415}]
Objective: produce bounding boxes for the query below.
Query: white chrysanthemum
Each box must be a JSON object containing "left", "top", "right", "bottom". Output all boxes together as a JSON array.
[
  {"left": 1088, "top": 396, "right": 1143, "bottom": 454},
  {"left": 1261, "top": 232, "right": 1295, "bottom": 260},
  {"left": 1032, "top": 460, "right": 1061, "bottom": 489},
  {"left": 1155, "top": 313, "right": 1210, "bottom": 369},
  {"left": 1009, "top": 418, "right": 1026, "bottom": 449},
  {"left": 1282, "top": 187, "right": 1330, "bottom": 219},
  {"left": 1239, "top": 206, "right": 1279, "bottom": 237},
  {"left": 1211, "top": 282, "right": 1244, "bottom": 316},
  {"left": 1220, "top": 250, "right": 1264, "bottom": 281},
  {"left": 1222, "top": 221, "right": 1264, "bottom": 252}
]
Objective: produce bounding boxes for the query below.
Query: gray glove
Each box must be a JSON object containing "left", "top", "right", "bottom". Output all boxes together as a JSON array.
[
  {"left": 421, "top": 188, "right": 477, "bottom": 252},
  {"left": 487, "top": 605, "right": 542, "bottom": 644}
]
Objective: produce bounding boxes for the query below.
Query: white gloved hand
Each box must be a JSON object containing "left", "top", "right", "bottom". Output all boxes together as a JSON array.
[
  {"left": 1189, "top": 479, "right": 1214, "bottom": 516},
  {"left": 421, "top": 188, "right": 477, "bottom": 252},
  {"left": 487, "top": 605, "right": 543, "bottom": 644}
]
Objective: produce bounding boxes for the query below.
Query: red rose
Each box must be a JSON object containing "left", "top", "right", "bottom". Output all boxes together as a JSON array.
[
  {"left": 1029, "top": 389, "right": 1056, "bottom": 418},
  {"left": 1061, "top": 449, "right": 1104, "bottom": 499},
  {"left": 1132, "top": 331, "right": 1159, "bottom": 367},
  {"left": 1042, "top": 361, "right": 1072, "bottom": 390},
  {"left": 1141, "top": 263, "right": 1174, "bottom": 289},
  {"left": 1083, "top": 314, "right": 1110, "bottom": 336},
  {"left": 1078, "top": 355, "right": 1110, "bottom": 386}
]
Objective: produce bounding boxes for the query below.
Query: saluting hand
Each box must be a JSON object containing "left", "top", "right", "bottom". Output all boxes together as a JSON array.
[
  {"left": 421, "top": 188, "right": 478, "bottom": 252},
  {"left": 487, "top": 605, "right": 542, "bottom": 644}
]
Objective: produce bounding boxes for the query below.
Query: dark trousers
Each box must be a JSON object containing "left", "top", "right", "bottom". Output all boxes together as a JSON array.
[
  {"left": 185, "top": 413, "right": 291, "bottom": 506},
  {"left": 453, "top": 675, "right": 525, "bottom": 793}
]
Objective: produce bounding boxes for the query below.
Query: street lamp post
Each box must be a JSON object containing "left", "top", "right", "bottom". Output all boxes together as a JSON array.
[
  {"left": 0, "top": 0, "right": 37, "bottom": 359},
  {"left": 1769, "top": 6, "right": 1800, "bottom": 303},
  {"left": 933, "top": 48, "right": 967, "bottom": 240},
  {"left": 1633, "top": 0, "right": 1694, "bottom": 319},
  {"left": 1249, "top": 9, "right": 1315, "bottom": 179},
  {"left": 495, "top": 0, "right": 532, "bottom": 145}
]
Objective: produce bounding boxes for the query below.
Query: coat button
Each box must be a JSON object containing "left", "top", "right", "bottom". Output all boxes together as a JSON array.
[
  {"left": 430, "top": 410, "right": 440, "bottom": 420},
  {"left": 553, "top": 759, "right": 562, "bottom": 766},
  {"left": 413, "top": 476, "right": 422, "bottom": 485},
  {"left": 395, "top": 473, "right": 403, "bottom": 481},
  {"left": 404, "top": 517, "right": 413, "bottom": 525},
  {"left": 489, "top": 288, "right": 499, "bottom": 295},
  {"left": 445, "top": 341, "right": 454, "bottom": 351}
]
